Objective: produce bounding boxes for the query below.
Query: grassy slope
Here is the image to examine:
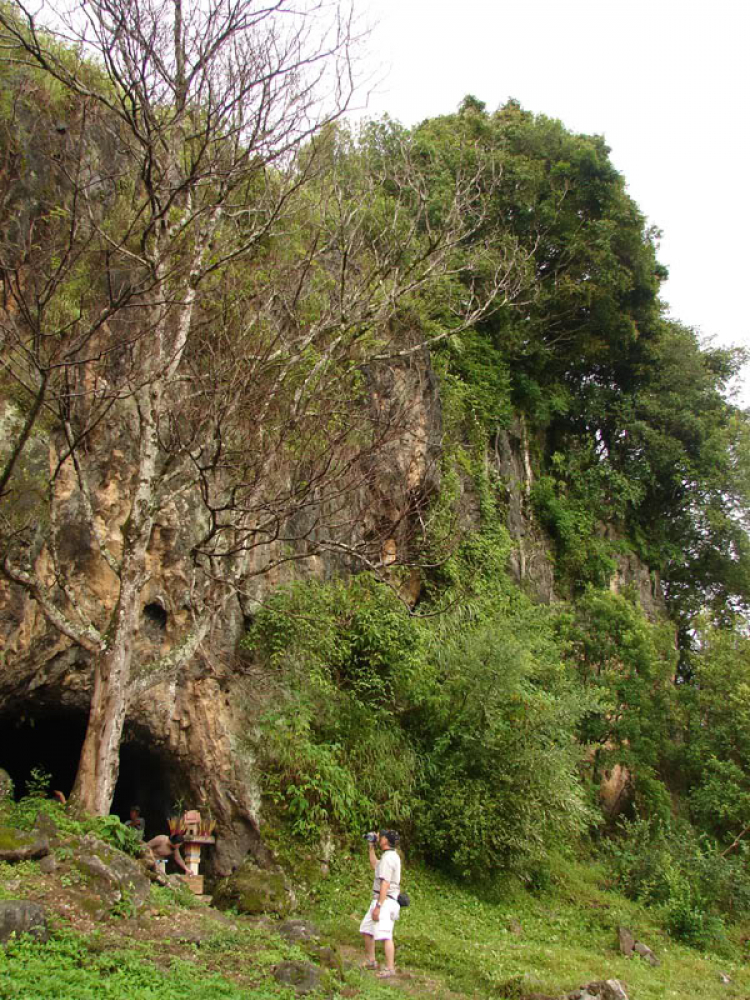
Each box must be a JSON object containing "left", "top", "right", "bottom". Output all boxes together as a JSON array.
[
  {"left": 306, "top": 852, "right": 750, "bottom": 1000},
  {"left": 2, "top": 846, "right": 749, "bottom": 1000}
]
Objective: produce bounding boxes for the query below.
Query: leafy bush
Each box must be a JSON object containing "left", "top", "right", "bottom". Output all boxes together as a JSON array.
[
  {"left": 412, "top": 622, "right": 597, "bottom": 880},
  {"left": 663, "top": 874, "right": 727, "bottom": 950},
  {"left": 243, "top": 576, "right": 423, "bottom": 839},
  {"left": 91, "top": 815, "right": 144, "bottom": 857},
  {"left": 605, "top": 815, "right": 750, "bottom": 944}
]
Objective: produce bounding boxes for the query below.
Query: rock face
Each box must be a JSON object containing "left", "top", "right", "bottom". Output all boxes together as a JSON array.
[
  {"left": 0, "top": 355, "right": 444, "bottom": 871},
  {"left": 0, "top": 346, "right": 665, "bottom": 873},
  {"left": 0, "top": 827, "right": 49, "bottom": 863},
  {"left": 212, "top": 859, "right": 295, "bottom": 917},
  {"left": 494, "top": 417, "right": 556, "bottom": 604},
  {"left": 72, "top": 834, "right": 151, "bottom": 917},
  {"left": 604, "top": 527, "right": 667, "bottom": 620},
  {"left": 0, "top": 900, "right": 48, "bottom": 945}
]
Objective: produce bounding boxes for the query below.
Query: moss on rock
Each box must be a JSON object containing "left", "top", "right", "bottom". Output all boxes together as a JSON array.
[{"left": 212, "top": 861, "right": 293, "bottom": 917}]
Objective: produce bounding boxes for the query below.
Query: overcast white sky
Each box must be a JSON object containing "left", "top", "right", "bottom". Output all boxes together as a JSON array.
[{"left": 354, "top": 0, "right": 750, "bottom": 402}]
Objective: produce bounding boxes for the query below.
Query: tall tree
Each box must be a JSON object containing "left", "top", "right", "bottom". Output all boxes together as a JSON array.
[{"left": 0, "top": 3, "right": 525, "bottom": 812}]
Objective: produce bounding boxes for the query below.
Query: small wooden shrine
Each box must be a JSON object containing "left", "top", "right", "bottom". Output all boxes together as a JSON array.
[{"left": 168, "top": 809, "right": 216, "bottom": 894}]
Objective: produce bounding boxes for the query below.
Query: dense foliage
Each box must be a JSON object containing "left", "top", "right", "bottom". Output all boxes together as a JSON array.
[
  {"left": 1, "top": 0, "right": 750, "bottom": 957},
  {"left": 241, "top": 100, "right": 750, "bottom": 927}
]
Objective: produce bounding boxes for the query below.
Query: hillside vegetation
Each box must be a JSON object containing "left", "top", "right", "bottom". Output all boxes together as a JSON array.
[
  {"left": 2, "top": 794, "right": 750, "bottom": 1000},
  {"left": 1, "top": 3, "right": 750, "bottom": 998}
]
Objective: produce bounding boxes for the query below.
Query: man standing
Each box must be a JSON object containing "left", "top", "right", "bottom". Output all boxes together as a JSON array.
[{"left": 359, "top": 829, "right": 401, "bottom": 978}]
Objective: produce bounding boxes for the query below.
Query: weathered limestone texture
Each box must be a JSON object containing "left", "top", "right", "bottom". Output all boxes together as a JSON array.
[
  {"left": 0, "top": 355, "right": 442, "bottom": 869},
  {"left": 494, "top": 417, "right": 556, "bottom": 603}
]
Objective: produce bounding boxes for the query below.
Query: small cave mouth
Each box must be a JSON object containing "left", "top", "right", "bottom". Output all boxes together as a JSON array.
[
  {"left": 112, "top": 724, "right": 190, "bottom": 840},
  {"left": 0, "top": 704, "right": 191, "bottom": 842},
  {"left": 142, "top": 601, "right": 168, "bottom": 642}
]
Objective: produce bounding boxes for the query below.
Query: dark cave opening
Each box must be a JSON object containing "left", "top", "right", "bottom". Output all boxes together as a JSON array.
[
  {"left": 0, "top": 704, "right": 87, "bottom": 802},
  {"left": 142, "top": 601, "right": 168, "bottom": 642},
  {"left": 0, "top": 704, "right": 190, "bottom": 840},
  {"left": 111, "top": 726, "right": 189, "bottom": 839}
]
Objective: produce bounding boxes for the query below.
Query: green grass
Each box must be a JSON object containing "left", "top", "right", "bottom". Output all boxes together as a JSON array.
[
  {"left": 0, "top": 931, "right": 260, "bottom": 1000},
  {"left": 304, "top": 851, "right": 750, "bottom": 1000},
  {"left": 2, "top": 829, "right": 750, "bottom": 999}
]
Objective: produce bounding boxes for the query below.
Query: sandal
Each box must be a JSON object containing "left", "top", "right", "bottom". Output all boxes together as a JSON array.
[
  {"left": 377, "top": 969, "right": 396, "bottom": 978},
  {"left": 360, "top": 961, "right": 379, "bottom": 970}
]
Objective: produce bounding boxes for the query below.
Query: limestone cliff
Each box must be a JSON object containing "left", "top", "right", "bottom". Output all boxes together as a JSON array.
[
  {"left": 0, "top": 354, "right": 444, "bottom": 873},
  {"left": 0, "top": 353, "right": 665, "bottom": 871}
]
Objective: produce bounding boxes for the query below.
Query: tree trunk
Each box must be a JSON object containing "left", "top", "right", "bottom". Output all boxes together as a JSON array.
[{"left": 69, "top": 573, "right": 142, "bottom": 813}]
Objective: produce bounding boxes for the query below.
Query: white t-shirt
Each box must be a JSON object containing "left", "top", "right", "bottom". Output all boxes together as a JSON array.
[{"left": 372, "top": 848, "right": 401, "bottom": 900}]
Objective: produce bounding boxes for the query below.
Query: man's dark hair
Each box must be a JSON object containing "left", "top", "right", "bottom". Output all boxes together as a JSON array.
[
  {"left": 380, "top": 829, "right": 399, "bottom": 848},
  {"left": 130, "top": 805, "right": 141, "bottom": 815},
  {"left": 170, "top": 834, "right": 185, "bottom": 846}
]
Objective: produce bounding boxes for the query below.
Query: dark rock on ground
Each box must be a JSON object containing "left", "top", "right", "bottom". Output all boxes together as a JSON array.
[
  {"left": 633, "top": 940, "right": 659, "bottom": 966},
  {"left": 212, "top": 860, "right": 294, "bottom": 917},
  {"left": 575, "top": 981, "right": 629, "bottom": 1000},
  {"left": 273, "top": 960, "right": 321, "bottom": 995},
  {"left": 38, "top": 855, "right": 57, "bottom": 874},
  {"left": 33, "top": 811, "right": 59, "bottom": 846},
  {"left": 0, "top": 768, "right": 12, "bottom": 801},
  {"left": 277, "top": 917, "right": 342, "bottom": 976},
  {"left": 73, "top": 834, "right": 151, "bottom": 917},
  {"left": 303, "top": 943, "right": 343, "bottom": 978},
  {"left": 278, "top": 919, "right": 321, "bottom": 943},
  {"left": 617, "top": 926, "right": 635, "bottom": 957},
  {"left": 0, "top": 900, "right": 48, "bottom": 945},
  {"left": 0, "top": 826, "right": 49, "bottom": 862}
]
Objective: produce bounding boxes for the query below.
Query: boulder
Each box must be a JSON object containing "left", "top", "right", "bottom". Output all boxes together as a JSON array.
[
  {"left": 72, "top": 834, "right": 151, "bottom": 917},
  {"left": 273, "top": 960, "right": 322, "bottom": 995},
  {"left": 633, "top": 941, "right": 659, "bottom": 966},
  {"left": 0, "top": 826, "right": 49, "bottom": 862},
  {"left": 574, "top": 982, "right": 629, "bottom": 1000},
  {"left": 212, "top": 860, "right": 293, "bottom": 917},
  {"left": 617, "top": 926, "right": 635, "bottom": 957},
  {"left": 278, "top": 919, "right": 321, "bottom": 943},
  {"left": 33, "top": 811, "right": 60, "bottom": 845},
  {"left": 0, "top": 900, "right": 48, "bottom": 945},
  {"left": 303, "top": 942, "right": 343, "bottom": 978},
  {"left": 277, "top": 919, "right": 342, "bottom": 977},
  {"left": 600, "top": 983, "right": 629, "bottom": 1000}
]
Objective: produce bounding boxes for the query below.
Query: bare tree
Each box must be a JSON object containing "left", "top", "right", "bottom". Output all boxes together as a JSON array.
[{"left": 0, "top": 0, "right": 529, "bottom": 814}]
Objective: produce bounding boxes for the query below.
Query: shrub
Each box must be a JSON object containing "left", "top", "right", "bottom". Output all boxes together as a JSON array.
[
  {"left": 412, "top": 623, "right": 597, "bottom": 880},
  {"left": 605, "top": 815, "right": 750, "bottom": 944}
]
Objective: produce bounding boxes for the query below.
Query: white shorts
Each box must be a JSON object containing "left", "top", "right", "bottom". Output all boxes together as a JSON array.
[{"left": 359, "top": 897, "right": 400, "bottom": 941}]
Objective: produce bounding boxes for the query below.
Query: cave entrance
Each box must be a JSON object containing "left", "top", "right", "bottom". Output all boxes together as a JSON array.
[
  {"left": 111, "top": 725, "right": 190, "bottom": 840},
  {"left": 0, "top": 703, "right": 87, "bottom": 801},
  {"left": 0, "top": 704, "right": 191, "bottom": 841}
]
